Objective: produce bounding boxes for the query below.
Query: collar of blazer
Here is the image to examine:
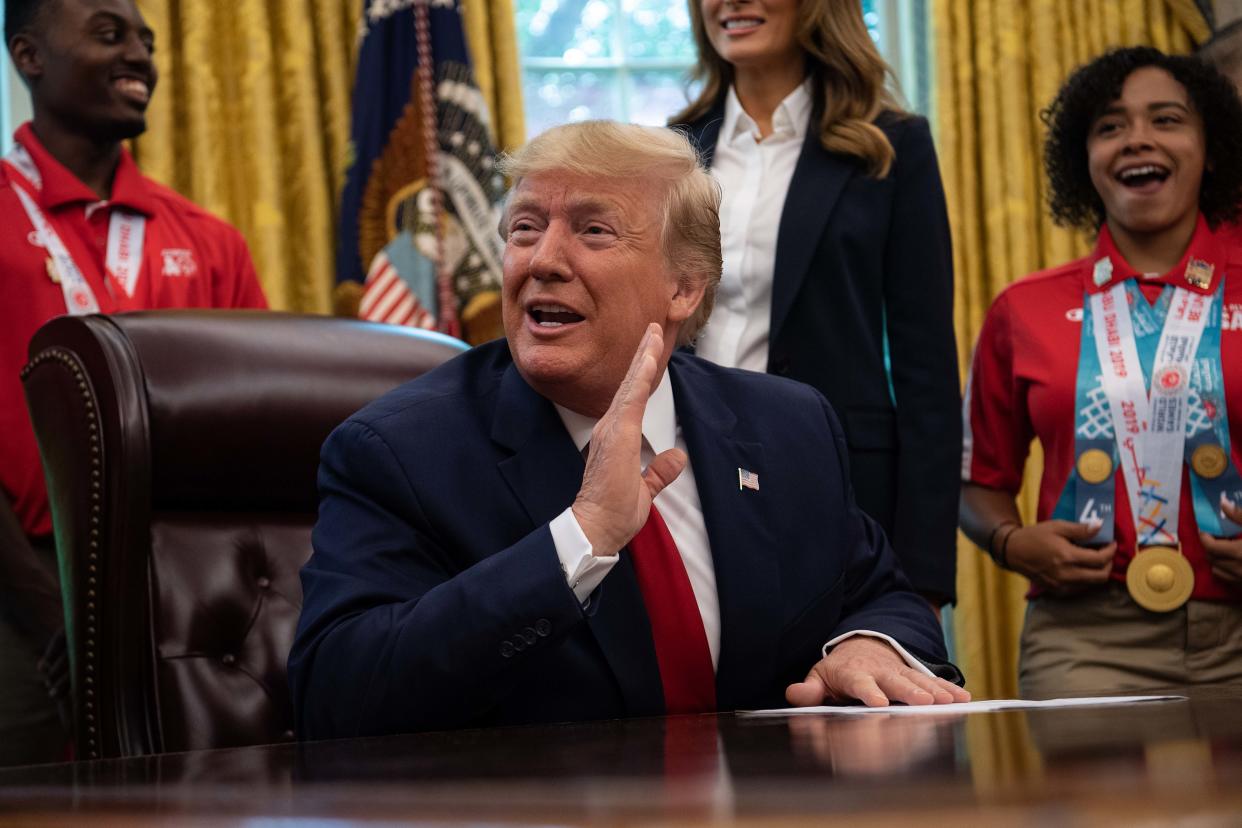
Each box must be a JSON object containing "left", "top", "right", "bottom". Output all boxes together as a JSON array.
[{"left": 681, "top": 97, "right": 862, "bottom": 350}]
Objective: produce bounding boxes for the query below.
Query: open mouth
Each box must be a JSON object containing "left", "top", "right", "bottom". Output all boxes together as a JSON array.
[
  {"left": 528, "top": 303, "right": 585, "bottom": 328},
  {"left": 113, "top": 77, "right": 151, "bottom": 106},
  {"left": 1116, "top": 164, "right": 1170, "bottom": 189}
]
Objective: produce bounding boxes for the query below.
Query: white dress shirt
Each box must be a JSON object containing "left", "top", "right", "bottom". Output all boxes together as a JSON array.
[
  {"left": 547, "top": 369, "right": 934, "bottom": 678},
  {"left": 694, "top": 81, "right": 813, "bottom": 372}
]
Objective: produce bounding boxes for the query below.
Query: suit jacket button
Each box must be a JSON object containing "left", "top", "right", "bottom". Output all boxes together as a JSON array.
[
  {"left": 512, "top": 636, "right": 527, "bottom": 652},
  {"left": 535, "top": 619, "right": 551, "bottom": 637},
  {"left": 521, "top": 627, "right": 537, "bottom": 645},
  {"left": 500, "top": 641, "right": 515, "bottom": 658}
]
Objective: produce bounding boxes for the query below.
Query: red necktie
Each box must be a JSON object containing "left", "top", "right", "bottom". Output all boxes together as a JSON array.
[{"left": 628, "top": 504, "right": 716, "bottom": 714}]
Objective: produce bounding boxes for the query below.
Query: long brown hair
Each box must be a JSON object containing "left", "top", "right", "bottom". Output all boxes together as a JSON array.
[{"left": 671, "top": 0, "right": 901, "bottom": 177}]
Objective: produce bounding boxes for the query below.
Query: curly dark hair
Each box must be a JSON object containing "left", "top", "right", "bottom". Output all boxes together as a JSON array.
[{"left": 1041, "top": 46, "right": 1242, "bottom": 230}]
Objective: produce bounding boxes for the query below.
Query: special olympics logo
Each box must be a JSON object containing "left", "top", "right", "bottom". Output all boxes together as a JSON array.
[{"left": 1156, "top": 366, "right": 1186, "bottom": 393}]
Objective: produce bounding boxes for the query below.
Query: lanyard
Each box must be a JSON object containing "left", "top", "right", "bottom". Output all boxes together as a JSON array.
[
  {"left": 1090, "top": 279, "right": 1209, "bottom": 545},
  {"left": 1057, "top": 257, "right": 1242, "bottom": 545},
  {"left": 4, "top": 143, "right": 147, "bottom": 311}
]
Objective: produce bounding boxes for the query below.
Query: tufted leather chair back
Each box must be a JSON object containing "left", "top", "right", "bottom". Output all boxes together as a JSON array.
[{"left": 22, "top": 311, "right": 467, "bottom": 760}]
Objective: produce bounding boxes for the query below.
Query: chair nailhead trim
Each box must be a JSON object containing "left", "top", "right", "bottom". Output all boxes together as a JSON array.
[{"left": 23, "top": 349, "right": 105, "bottom": 758}]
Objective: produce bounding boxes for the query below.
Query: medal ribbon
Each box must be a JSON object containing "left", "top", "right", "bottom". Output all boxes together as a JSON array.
[
  {"left": 1184, "top": 297, "right": 1242, "bottom": 536},
  {"left": 4, "top": 143, "right": 147, "bottom": 310},
  {"left": 1099, "top": 283, "right": 1210, "bottom": 545},
  {"left": 1060, "top": 263, "right": 1242, "bottom": 545}
]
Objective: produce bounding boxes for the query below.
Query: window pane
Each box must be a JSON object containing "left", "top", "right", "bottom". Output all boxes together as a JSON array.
[
  {"left": 517, "top": 0, "right": 616, "bottom": 61},
  {"left": 623, "top": 0, "right": 695, "bottom": 62},
  {"left": 623, "top": 70, "right": 696, "bottom": 126},
  {"left": 522, "top": 68, "right": 620, "bottom": 136}
]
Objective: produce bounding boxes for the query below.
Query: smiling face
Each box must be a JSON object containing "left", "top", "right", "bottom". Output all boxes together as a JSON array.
[
  {"left": 700, "top": 0, "right": 803, "bottom": 73},
  {"left": 1086, "top": 66, "right": 1206, "bottom": 240},
  {"left": 501, "top": 172, "right": 704, "bottom": 416},
  {"left": 15, "top": 0, "right": 158, "bottom": 142}
]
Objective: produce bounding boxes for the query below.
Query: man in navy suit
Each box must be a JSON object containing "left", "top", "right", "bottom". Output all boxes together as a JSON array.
[{"left": 290, "top": 121, "right": 967, "bottom": 739}]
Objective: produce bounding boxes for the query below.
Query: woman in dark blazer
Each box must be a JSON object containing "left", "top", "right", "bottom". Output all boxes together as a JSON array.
[{"left": 670, "top": 0, "right": 959, "bottom": 608}]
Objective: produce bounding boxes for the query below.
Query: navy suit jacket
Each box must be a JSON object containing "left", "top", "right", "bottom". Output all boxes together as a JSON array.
[
  {"left": 290, "top": 341, "right": 957, "bottom": 739},
  {"left": 676, "top": 104, "right": 961, "bottom": 602}
]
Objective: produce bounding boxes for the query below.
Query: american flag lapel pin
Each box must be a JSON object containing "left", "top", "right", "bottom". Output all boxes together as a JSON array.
[{"left": 738, "top": 468, "right": 759, "bottom": 492}]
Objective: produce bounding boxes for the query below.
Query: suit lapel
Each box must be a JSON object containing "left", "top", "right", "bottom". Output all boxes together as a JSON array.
[
  {"left": 669, "top": 357, "right": 781, "bottom": 710},
  {"left": 492, "top": 364, "right": 585, "bottom": 529},
  {"left": 770, "top": 125, "right": 856, "bottom": 346},
  {"left": 491, "top": 364, "right": 663, "bottom": 716}
]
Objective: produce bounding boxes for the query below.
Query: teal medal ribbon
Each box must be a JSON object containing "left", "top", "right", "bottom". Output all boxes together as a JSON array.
[{"left": 1057, "top": 274, "right": 1242, "bottom": 541}]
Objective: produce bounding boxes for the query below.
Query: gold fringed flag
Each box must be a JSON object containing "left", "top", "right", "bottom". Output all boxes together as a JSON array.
[{"left": 337, "top": 0, "right": 506, "bottom": 345}]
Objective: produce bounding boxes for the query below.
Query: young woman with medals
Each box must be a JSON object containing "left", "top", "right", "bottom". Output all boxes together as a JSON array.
[
  {"left": 670, "top": 0, "right": 960, "bottom": 613},
  {"left": 961, "top": 47, "right": 1242, "bottom": 699}
]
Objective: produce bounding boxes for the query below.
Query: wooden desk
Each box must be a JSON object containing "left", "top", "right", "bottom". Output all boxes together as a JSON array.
[{"left": 2, "top": 686, "right": 1241, "bottom": 826}]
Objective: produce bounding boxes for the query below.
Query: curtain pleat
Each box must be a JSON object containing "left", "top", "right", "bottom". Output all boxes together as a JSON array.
[
  {"left": 133, "top": 0, "right": 354, "bottom": 312},
  {"left": 462, "top": 0, "right": 527, "bottom": 151}
]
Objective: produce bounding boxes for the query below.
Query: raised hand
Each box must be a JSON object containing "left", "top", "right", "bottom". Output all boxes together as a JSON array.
[{"left": 572, "top": 323, "right": 687, "bottom": 557}]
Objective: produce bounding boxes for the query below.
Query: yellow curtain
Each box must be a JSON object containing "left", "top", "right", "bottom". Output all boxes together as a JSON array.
[
  {"left": 462, "top": 0, "right": 527, "bottom": 152},
  {"left": 133, "top": 0, "right": 523, "bottom": 314},
  {"left": 133, "top": 0, "right": 356, "bottom": 313},
  {"left": 933, "top": 0, "right": 1210, "bottom": 702}
]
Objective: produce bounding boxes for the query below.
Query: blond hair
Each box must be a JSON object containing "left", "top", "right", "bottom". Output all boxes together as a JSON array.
[
  {"left": 671, "top": 0, "right": 901, "bottom": 177},
  {"left": 497, "top": 120, "right": 722, "bottom": 345}
]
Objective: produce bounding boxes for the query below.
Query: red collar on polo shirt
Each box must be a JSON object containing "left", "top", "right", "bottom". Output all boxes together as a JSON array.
[
  {"left": 13, "top": 121, "right": 156, "bottom": 217},
  {"left": 1084, "top": 213, "right": 1226, "bottom": 297}
]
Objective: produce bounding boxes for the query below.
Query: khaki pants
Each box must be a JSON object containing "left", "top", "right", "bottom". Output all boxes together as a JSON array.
[{"left": 1019, "top": 583, "right": 1242, "bottom": 700}]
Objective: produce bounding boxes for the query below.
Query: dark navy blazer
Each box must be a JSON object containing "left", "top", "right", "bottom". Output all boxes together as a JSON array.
[
  {"left": 290, "top": 342, "right": 956, "bottom": 739},
  {"left": 677, "top": 104, "right": 961, "bottom": 602}
]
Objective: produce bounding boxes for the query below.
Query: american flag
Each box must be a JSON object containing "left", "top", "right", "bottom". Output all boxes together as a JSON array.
[
  {"left": 738, "top": 468, "right": 760, "bottom": 492},
  {"left": 359, "top": 249, "right": 435, "bottom": 329}
]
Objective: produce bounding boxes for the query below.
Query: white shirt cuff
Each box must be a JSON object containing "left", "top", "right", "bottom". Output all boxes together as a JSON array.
[
  {"left": 550, "top": 507, "right": 618, "bottom": 605},
  {"left": 821, "top": 630, "right": 936, "bottom": 678}
]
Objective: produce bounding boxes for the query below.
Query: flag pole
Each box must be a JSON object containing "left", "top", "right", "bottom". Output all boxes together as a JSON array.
[{"left": 414, "top": 0, "right": 460, "bottom": 337}]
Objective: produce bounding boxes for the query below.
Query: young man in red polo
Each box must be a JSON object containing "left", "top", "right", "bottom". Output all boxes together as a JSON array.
[{"left": 1, "top": 0, "right": 267, "bottom": 765}]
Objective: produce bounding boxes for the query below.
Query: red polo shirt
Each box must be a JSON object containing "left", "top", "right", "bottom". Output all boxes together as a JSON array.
[
  {"left": 1, "top": 122, "right": 267, "bottom": 539},
  {"left": 963, "top": 217, "right": 1242, "bottom": 601}
]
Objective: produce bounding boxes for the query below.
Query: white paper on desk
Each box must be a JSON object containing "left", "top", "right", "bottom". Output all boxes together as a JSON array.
[{"left": 740, "top": 695, "right": 1186, "bottom": 717}]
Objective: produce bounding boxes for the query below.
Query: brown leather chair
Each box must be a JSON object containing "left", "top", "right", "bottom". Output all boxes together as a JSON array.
[{"left": 21, "top": 310, "right": 466, "bottom": 760}]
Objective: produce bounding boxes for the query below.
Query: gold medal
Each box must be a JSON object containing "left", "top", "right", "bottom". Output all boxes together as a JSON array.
[
  {"left": 1076, "top": 448, "right": 1113, "bottom": 485},
  {"left": 1126, "top": 546, "right": 1194, "bottom": 612},
  {"left": 1190, "top": 444, "right": 1228, "bottom": 479}
]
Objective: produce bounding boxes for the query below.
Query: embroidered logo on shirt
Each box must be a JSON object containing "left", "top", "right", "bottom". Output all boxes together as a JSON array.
[
  {"left": 1065, "top": 307, "right": 1084, "bottom": 322},
  {"left": 161, "top": 248, "right": 198, "bottom": 278}
]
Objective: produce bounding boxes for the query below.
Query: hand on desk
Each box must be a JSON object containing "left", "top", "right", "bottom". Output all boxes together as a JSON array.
[
  {"left": 1201, "top": 498, "right": 1242, "bottom": 586},
  {"left": 785, "top": 636, "right": 970, "bottom": 708},
  {"left": 573, "top": 324, "right": 687, "bottom": 557}
]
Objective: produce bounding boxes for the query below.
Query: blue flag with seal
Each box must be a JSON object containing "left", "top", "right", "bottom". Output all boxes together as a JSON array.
[{"left": 336, "top": 0, "right": 506, "bottom": 343}]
